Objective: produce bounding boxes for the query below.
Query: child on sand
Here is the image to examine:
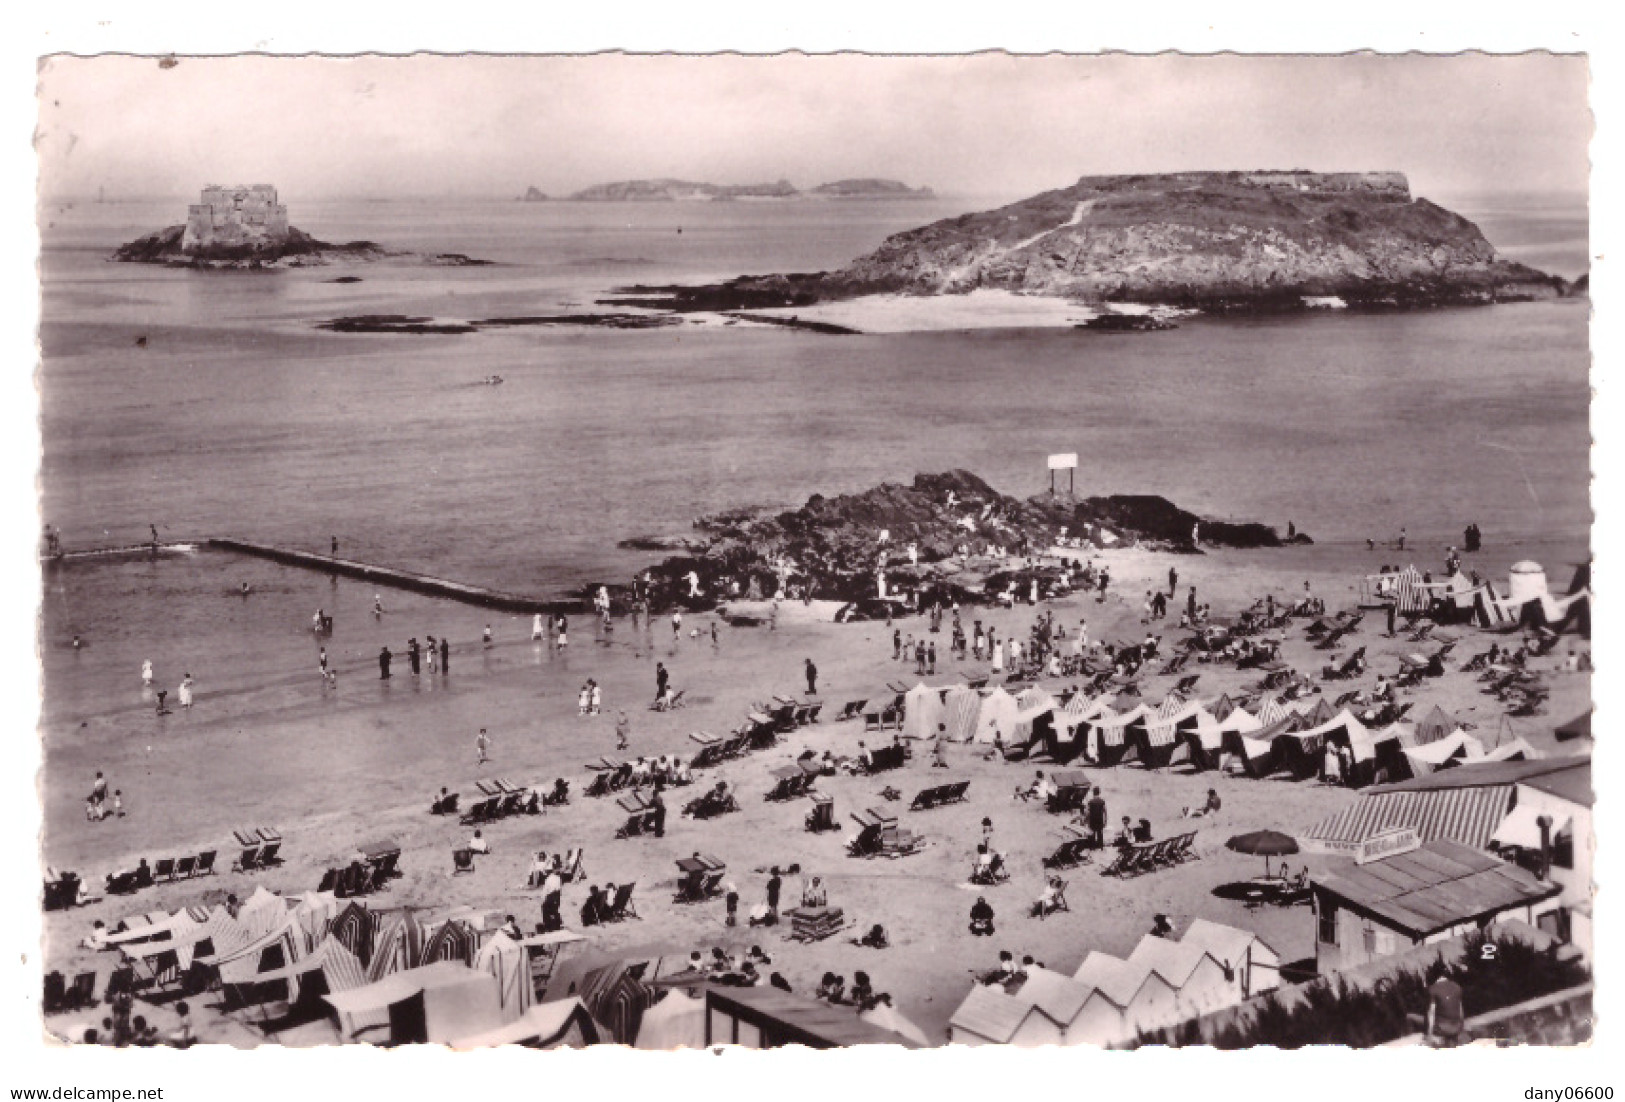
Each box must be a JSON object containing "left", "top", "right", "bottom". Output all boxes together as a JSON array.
[
  {"left": 476, "top": 728, "right": 491, "bottom": 765},
  {"left": 589, "top": 681, "right": 602, "bottom": 716},
  {"left": 177, "top": 674, "right": 193, "bottom": 708},
  {"left": 577, "top": 683, "right": 591, "bottom": 716}
]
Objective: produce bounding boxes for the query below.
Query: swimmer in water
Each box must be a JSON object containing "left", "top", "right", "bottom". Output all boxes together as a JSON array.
[
  {"left": 374, "top": 594, "right": 384, "bottom": 616},
  {"left": 240, "top": 582, "right": 251, "bottom": 596},
  {"left": 141, "top": 659, "right": 153, "bottom": 684},
  {"left": 72, "top": 635, "right": 82, "bottom": 650}
]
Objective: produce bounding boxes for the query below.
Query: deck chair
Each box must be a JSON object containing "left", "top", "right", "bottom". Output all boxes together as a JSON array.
[
  {"left": 806, "top": 795, "right": 837, "bottom": 833},
  {"left": 608, "top": 882, "right": 639, "bottom": 920},
  {"left": 805, "top": 701, "right": 823, "bottom": 723},
  {"left": 153, "top": 857, "right": 175, "bottom": 881},
  {"left": 452, "top": 848, "right": 475, "bottom": 874},
  {"left": 317, "top": 868, "right": 338, "bottom": 892},
  {"left": 233, "top": 845, "right": 261, "bottom": 872},
  {"left": 174, "top": 855, "right": 197, "bottom": 879},
  {"left": 946, "top": 781, "right": 971, "bottom": 803},
  {"left": 543, "top": 780, "right": 570, "bottom": 807},
  {"left": 765, "top": 766, "right": 806, "bottom": 802},
  {"left": 561, "top": 847, "right": 585, "bottom": 883},
  {"left": 836, "top": 698, "right": 867, "bottom": 721},
  {"left": 1099, "top": 847, "right": 1136, "bottom": 878},
  {"left": 499, "top": 792, "right": 524, "bottom": 817},
  {"left": 584, "top": 774, "right": 614, "bottom": 799},
  {"left": 1173, "top": 673, "right": 1201, "bottom": 695},
  {"left": 910, "top": 786, "right": 943, "bottom": 811},
  {"left": 65, "top": 971, "right": 97, "bottom": 1011},
  {"left": 189, "top": 850, "right": 215, "bottom": 876}
]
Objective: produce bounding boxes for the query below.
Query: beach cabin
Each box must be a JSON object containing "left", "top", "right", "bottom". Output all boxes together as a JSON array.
[
  {"left": 1071, "top": 951, "right": 1181, "bottom": 1039},
  {"left": 705, "top": 985, "right": 921, "bottom": 1048},
  {"left": 1489, "top": 756, "right": 1593, "bottom": 952},
  {"left": 452, "top": 997, "right": 606, "bottom": 1049},
  {"left": 1127, "top": 936, "right": 1233, "bottom": 1021},
  {"left": 633, "top": 988, "right": 707, "bottom": 1049},
  {"left": 1311, "top": 838, "right": 1561, "bottom": 974},
  {"left": 947, "top": 982, "right": 1066, "bottom": 1046},
  {"left": 1178, "top": 919, "right": 1281, "bottom": 1002}
]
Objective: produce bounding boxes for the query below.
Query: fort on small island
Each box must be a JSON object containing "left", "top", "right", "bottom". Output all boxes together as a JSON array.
[{"left": 182, "top": 185, "right": 290, "bottom": 255}]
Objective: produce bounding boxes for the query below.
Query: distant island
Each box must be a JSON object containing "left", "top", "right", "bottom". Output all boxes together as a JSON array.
[
  {"left": 112, "top": 185, "right": 491, "bottom": 269},
  {"left": 520, "top": 187, "right": 548, "bottom": 202},
  {"left": 546, "top": 177, "right": 934, "bottom": 202},
  {"left": 601, "top": 170, "right": 1579, "bottom": 315}
]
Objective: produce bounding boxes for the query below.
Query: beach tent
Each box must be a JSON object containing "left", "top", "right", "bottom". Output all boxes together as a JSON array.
[
  {"left": 368, "top": 910, "right": 428, "bottom": 981},
  {"left": 1179, "top": 919, "right": 1282, "bottom": 1000},
  {"left": 325, "top": 960, "right": 504, "bottom": 1044},
  {"left": 1304, "top": 697, "right": 1337, "bottom": 727},
  {"left": 1401, "top": 730, "right": 1487, "bottom": 776},
  {"left": 1010, "top": 693, "right": 1058, "bottom": 751},
  {"left": 1085, "top": 705, "right": 1149, "bottom": 767},
  {"left": 250, "top": 935, "right": 367, "bottom": 1018},
  {"left": 1482, "top": 738, "right": 1540, "bottom": 763},
  {"left": 940, "top": 686, "right": 983, "bottom": 742},
  {"left": 1507, "top": 561, "right": 1550, "bottom": 605},
  {"left": 634, "top": 989, "right": 707, "bottom": 1050},
  {"left": 1136, "top": 703, "right": 1214, "bottom": 769},
  {"left": 103, "top": 906, "right": 211, "bottom": 948},
  {"left": 1390, "top": 566, "right": 1429, "bottom": 616},
  {"left": 328, "top": 902, "right": 376, "bottom": 969},
  {"left": 475, "top": 931, "right": 532, "bottom": 1016},
  {"left": 1556, "top": 711, "right": 1592, "bottom": 743},
  {"left": 202, "top": 905, "right": 305, "bottom": 994},
  {"left": 1254, "top": 696, "right": 1289, "bottom": 727},
  {"left": 1220, "top": 729, "right": 1277, "bottom": 779},
  {"left": 291, "top": 891, "right": 342, "bottom": 953},
  {"left": 1209, "top": 694, "right": 1239, "bottom": 723},
  {"left": 974, "top": 687, "right": 1022, "bottom": 744},
  {"left": 1470, "top": 583, "right": 1517, "bottom": 630},
  {"left": 901, "top": 683, "right": 946, "bottom": 741},
  {"left": 1413, "top": 705, "right": 1459, "bottom": 746},
  {"left": 420, "top": 918, "right": 480, "bottom": 969},
  {"left": 1029, "top": 707, "right": 1086, "bottom": 764},
  {"left": 859, "top": 1000, "right": 932, "bottom": 1047},
  {"left": 1177, "top": 718, "right": 1227, "bottom": 772},
  {"left": 455, "top": 997, "right": 606, "bottom": 1049},
  {"left": 1127, "top": 935, "right": 1234, "bottom": 1021}
]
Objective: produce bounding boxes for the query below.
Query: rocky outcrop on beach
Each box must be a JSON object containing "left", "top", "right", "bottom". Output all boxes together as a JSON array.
[
  {"left": 609, "top": 171, "right": 1570, "bottom": 314},
  {"left": 521, "top": 187, "right": 548, "bottom": 202},
  {"left": 111, "top": 225, "right": 491, "bottom": 270},
  {"left": 619, "top": 470, "right": 1297, "bottom": 612}
]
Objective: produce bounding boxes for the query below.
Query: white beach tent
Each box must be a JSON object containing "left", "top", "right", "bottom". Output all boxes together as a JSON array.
[
  {"left": 902, "top": 683, "right": 946, "bottom": 741},
  {"left": 633, "top": 988, "right": 707, "bottom": 1050},
  {"left": 859, "top": 999, "right": 933, "bottom": 1047},
  {"left": 1401, "top": 729, "right": 1487, "bottom": 775},
  {"left": 974, "top": 686, "right": 1022, "bottom": 743},
  {"left": 940, "top": 686, "right": 983, "bottom": 742},
  {"left": 325, "top": 960, "right": 505, "bottom": 1044},
  {"left": 453, "top": 997, "right": 606, "bottom": 1049},
  {"left": 475, "top": 930, "right": 532, "bottom": 1015}
]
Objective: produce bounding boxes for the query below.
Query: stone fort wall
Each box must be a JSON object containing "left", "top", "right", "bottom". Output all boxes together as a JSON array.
[{"left": 182, "top": 185, "right": 290, "bottom": 253}]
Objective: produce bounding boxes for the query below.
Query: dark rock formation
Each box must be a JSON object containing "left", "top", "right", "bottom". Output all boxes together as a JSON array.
[
  {"left": 521, "top": 187, "right": 548, "bottom": 201},
  {"left": 111, "top": 226, "right": 488, "bottom": 270}
]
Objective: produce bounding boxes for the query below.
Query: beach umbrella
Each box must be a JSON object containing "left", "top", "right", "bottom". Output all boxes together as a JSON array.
[{"left": 1225, "top": 829, "right": 1300, "bottom": 879}]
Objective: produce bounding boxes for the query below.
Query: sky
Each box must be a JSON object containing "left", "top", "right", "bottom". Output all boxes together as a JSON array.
[{"left": 34, "top": 52, "right": 1591, "bottom": 204}]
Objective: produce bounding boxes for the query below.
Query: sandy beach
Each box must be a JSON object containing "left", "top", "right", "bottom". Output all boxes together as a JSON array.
[{"left": 39, "top": 535, "right": 1590, "bottom": 1045}]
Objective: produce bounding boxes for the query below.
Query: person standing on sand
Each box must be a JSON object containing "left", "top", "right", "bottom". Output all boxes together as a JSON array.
[
  {"left": 407, "top": 638, "right": 420, "bottom": 676},
  {"left": 319, "top": 647, "right": 332, "bottom": 682},
  {"left": 927, "top": 643, "right": 937, "bottom": 675},
  {"left": 655, "top": 663, "right": 669, "bottom": 702},
  {"left": 425, "top": 635, "right": 437, "bottom": 673},
  {"left": 805, "top": 659, "right": 818, "bottom": 696},
  {"left": 532, "top": 614, "right": 544, "bottom": 641},
  {"left": 141, "top": 659, "right": 153, "bottom": 686},
  {"left": 1086, "top": 787, "right": 1108, "bottom": 849},
  {"left": 615, "top": 710, "right": 631, "bottom": 751},
  {"left": 178, "top": 674, "right": 194, "bottom": 709},
  {"left": 440, "top": 636, "right": 450, "bottom": 673},
  {"left": 672, "top": 609, "right": 683, "bottom": 641},
  {"left": 578, "top": 683, "right": 591, "bottom": 716},
  {"left": 476, "top": 728, "right": 491, "bottom": 765},
  {"left": 589, "top": 680, "right": 602, "bottom": 716},
  {"left": 1187, "top": 586, "right": 1198, "bottom": 621},
  {"left": 1398, "top": 527, "right": 1407, "bottom": 551},
  {"left": 1169, "top": 566, "right": 1178, "bottom": 597},
  {"left": 557, "top": 616, "right": 569, "bottom": 649},
  {"left": 331, "top": 535, "right": 338, "bottom": 556},
  {"left": 379, "top": 647, "right": 392, "bottom": 680},
  {"left": 711, "top": 621, "right": 719, "bottom": 648}
]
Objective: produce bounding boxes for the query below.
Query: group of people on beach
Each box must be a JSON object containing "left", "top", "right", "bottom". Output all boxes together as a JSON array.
[
  {"left": 84, "top": 770, "right": 123, "bottom": 822},
  {"left": 377, "top": 634, "right": 451, "bottom": 680},
  {"left": 141, "top": 659, "right": 193, "bottom": 714}
]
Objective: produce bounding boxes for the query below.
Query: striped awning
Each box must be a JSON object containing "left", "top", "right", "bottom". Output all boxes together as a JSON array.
[
  {"left": 1145, "top": 722, "right": 1180, "bottom": 747},
  {"left": 1158, "top": 692, "right": 1186, "bottom": 718},
  {"left": 1301, "top": 785, "right": 1515, "bottom": 854}
]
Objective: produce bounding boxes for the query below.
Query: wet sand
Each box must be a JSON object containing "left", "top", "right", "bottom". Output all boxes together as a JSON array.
[{"left": 39, "top": 538, "right": 1590, "bottom": 1044}]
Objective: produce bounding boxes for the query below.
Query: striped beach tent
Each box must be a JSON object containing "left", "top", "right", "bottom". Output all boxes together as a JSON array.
[
  {"left": 902, "top": 683, "right": 946, "bottom": 740},
  {"left": 940, "top": 686, "right": 983, "bottom": 742},
  {"left": 975, "top": 686, "right": 1022, "bottom": 744},
  {"left": 1255, "top": 696, "right": 1289, "bottom": 727},
  {"left": 368, "top": 910, "right": 428, "bottom": 982},
  {"left": 421, "top": 918, "right": 479, "bottom": 968},
  {"left": 1158, "top": 692, "right": 1187, "bottom": 719},
  {"left": 1391, "top": 566, "right": 1428, "bottom": 615},
  {"left": 328, "top": 901, "right": 376, "bottom": 968}
]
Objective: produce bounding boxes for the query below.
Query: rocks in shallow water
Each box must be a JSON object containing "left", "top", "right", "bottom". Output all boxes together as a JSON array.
[
  {"left": 1076, "top": 313, "right": 1177, "bottom": 332},
  {"left": 317, "top": 315, "right": 477, "bottom": 335}
]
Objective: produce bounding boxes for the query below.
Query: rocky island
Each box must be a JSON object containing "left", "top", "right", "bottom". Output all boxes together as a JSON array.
[
  {"left": 602, "top": 170, "right": 1578, "bottom": 315},
  {"left": 112, "top": 185, "right": 491, "bottom": 269},
  {"left": 563, "top": 177, "right": 933, "bottom": 202}
]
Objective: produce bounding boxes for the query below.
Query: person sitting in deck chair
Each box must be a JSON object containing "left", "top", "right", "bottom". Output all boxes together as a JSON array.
[
  {"left": 816, "top": 972, "right": 847, "bottom": 1003},
  {"left": 1115, "top": 817, "right": 1136, "bottom": 848},
  {"left": 468, "top": 829, "right": 490, "bottom": 855},
  {"left": 1032, "top": 876, "right": 1064, "bottom": 918},
  {"left": 1151, "top": 913, "right": 1174, "bottom": 939},
  {"left": 850, "top": 971, "right": 877, "bottom": 1011},
  {"left": 801, "top": 876, "right": 827, "bottom": 908},
  {"left": 528, "top": 851, "right": 551, "bottom": 888},
  {"left": 969, "top": 896, "right": 996, "bottom": 937}
]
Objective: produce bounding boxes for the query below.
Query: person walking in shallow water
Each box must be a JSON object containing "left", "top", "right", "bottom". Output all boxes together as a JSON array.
[
  {"left": 177, "top": 673, "right": 194, "bottom": 709},
  {"left": 439, "top": 636, "right": 450, "bottom": 673},
  {"left": 379, "top": 647, "right": 393, "bottom": 680},
  {"left": 407, "top": 638, "right": 421, "bottom": 676}
]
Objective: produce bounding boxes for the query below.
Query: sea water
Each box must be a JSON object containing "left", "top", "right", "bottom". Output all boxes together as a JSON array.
[{"left": 36, "top": 193, "right": 1590, "bottom": 725}]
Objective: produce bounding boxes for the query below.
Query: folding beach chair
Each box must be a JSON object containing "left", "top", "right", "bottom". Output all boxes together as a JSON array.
[
  {"left": 174, "top": 855, "right": 197, "bottom": 879},
  {"left": 317, "top": 868, "right": 338, "bottom": 892},
  {"left": 452, "top": 848, "right": 475, "bottom": 875},
  {"left": 42, "top": 971, "right": 66, "bottom": 1015},
  {"left": 193, "top": 850, "right": 217, "bottom": 876},
  {"left": 153, "top": 857, "right": 175, "bottom": 882},
  {"left": 561, "top": 847, "right": 585, "bottom": 883},
  {"left": 233, "top": 845, "right": 261, "bottom": 873},
  {"left": 608, "top": 882, "right": 639, "bottom": 921},
  {"left": 805, "top": 794, "right": 838, "bottom": 833},
  {"left": 371, "top": 850, "right": 401, "bottom": 880},
  {"left": 765, "top": 766, "right": 806, "bottom": 802},
  {"left": 805, "top": 701, "right": 823, "bottom": 723},
  {"left": 1173, "top": 673, "right": 1201, "bottom": 695}
]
